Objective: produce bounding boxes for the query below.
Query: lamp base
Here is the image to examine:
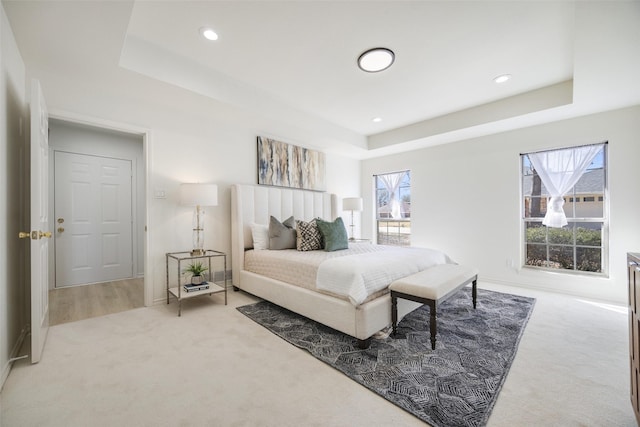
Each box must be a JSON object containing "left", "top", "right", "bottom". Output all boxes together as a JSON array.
[{"left": 190, "top": 249, "right": 205, "bottom": 257}]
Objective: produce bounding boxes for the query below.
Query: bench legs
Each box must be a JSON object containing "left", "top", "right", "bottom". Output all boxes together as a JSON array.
[
  {"left": 391, "top": 294, "right": 398, "bottom": 336},
  {"left": 427, "top": 300, "right": 437, "bottom": 350},
  {"left": 391, "top": 278, "right": 477, "bottom": 350},
  {"left": 472, "top": 278, "right": 477, "bottom": 309}
]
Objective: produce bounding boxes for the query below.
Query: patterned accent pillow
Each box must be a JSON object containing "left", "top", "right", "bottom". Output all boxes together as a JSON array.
[
  {"left": 296, "top": 219, "right": 323, "bottom": 251},
  {"left": 316, "top": 217, "right": 348, "bottom": 252}
]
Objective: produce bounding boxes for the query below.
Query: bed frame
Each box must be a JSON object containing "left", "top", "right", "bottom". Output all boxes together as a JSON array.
[{"left": 230, "top": 183, "right": 421, "bottom": 348}]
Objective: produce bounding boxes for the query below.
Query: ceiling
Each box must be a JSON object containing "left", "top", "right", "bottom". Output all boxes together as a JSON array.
[{"left": 3, "top": 1, "right": 640, "bottom": 158}]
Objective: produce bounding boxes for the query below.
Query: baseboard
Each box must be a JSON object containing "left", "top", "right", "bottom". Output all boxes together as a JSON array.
[
  {"left": 479, "top": 276, "right": 625, "bottom": 306},
  {"left": 0, "top": 326, "right": 28, "bottom": 392}
]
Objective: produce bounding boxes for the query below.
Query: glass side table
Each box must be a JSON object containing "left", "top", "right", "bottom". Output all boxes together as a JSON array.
[{"left": 166, "top": 250, "right": 227, "bottom": 316}]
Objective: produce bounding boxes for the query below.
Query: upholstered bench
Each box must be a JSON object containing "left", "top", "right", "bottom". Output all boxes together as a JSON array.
[{"left": 390, "top": 264, "right": 479, "bottom": 350}]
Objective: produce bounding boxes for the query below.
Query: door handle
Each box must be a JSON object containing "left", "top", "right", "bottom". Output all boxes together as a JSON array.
[
  {"left": 57, "top": 227, "right": 65, "bottom": 233},
  {"left": 18, "top": 231, "right": 50, "bottom": 239}
]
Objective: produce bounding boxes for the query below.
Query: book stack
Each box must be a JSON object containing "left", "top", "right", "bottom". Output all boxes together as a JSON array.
[{"left": 183, "top": 282, "right": 209, "bottom": 292}]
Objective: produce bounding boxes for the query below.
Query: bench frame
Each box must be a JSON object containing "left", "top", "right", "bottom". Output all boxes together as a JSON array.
[{"left": 391, "top": 274, "right": 478, "bottom": 350}]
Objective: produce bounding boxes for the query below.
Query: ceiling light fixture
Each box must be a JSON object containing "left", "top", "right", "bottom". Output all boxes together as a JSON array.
[
  {"left": 200, "top": 27, "right": 218, "bottom": 41},
  {"left": 494, "top": 74, "right": 512, "bottom": 83},
  {"left": 357, "top": 48, "right": 395, "bottom": 73},
  {"left": 372, "top": 117, "right": 382, "bottom": 123}
]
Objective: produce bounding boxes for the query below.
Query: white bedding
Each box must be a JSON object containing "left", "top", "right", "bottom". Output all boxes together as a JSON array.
[
  {"left": 244, "top": 243, "right": 453, "bottom": 306},
  {"left": 317, "top": 246, "right": 452, "bottom": 305}
]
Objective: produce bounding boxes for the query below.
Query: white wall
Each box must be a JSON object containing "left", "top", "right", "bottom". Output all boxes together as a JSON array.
[
  {"left": 362, "top": 106, "right": 640, "bottom": 304},
  {"left": 48, "top": 120, "right": 145, "bottom": 284},
  {"left": 0, "top": 3, "right": 27, "bottom": 388}
]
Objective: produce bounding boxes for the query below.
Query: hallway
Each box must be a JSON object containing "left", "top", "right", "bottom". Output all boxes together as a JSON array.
[{"left": 49, "top": 278, "right": 144, "bottom": 325}]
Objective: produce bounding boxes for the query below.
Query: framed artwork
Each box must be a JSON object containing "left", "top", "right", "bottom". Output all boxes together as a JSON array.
[{"left": 257, "top": 136, "right": 326, "bottom": 191}]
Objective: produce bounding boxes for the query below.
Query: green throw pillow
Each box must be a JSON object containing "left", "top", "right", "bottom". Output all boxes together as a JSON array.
[{"left": 316, "top": 217, "right": 348, "bottom": 252}]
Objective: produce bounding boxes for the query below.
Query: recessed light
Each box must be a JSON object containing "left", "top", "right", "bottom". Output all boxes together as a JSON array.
[
  {"left": 494, "top": 74, "right": 512, "bottom": 83},
  {"left": 200, "top": 27, "right": 218, "bottom": 41},
  {"left": 358, "top": 48, "right": 395, "bottom": 73},
  {"left": 372, "top": 117, "right": 382, "bottom": 123}
]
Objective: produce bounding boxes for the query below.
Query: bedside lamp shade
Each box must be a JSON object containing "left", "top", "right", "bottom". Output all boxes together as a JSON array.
[
  {"left": 180, "top": 183, "right": 218, "bottom": 256},
  {"left": 180, "top": 183, "right": 218, "bottom": 207},
  {"left": 343, "top": 197, "right": 363, "bottom": 212},
  {"left": 342, "top": 197, "right": 363, "bottom": 240}
]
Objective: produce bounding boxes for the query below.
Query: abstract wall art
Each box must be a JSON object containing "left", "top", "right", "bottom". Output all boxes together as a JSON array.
[{"left": 257, "top": 136, "right": 326, "bottom": 191}]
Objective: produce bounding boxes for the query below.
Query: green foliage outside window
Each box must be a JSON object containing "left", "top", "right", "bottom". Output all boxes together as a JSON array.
[{"left": 525, "top": 226, "right": 602, "bottom": 272}]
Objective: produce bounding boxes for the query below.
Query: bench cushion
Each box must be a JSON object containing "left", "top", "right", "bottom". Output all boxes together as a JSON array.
[{"left": 389, "top": 264, "right": 478, "bottom": 300}]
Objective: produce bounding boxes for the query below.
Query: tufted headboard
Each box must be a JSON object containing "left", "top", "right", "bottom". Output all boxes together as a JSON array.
[{"left": 230, "top": 184, "right": 338, "bottom": 286}]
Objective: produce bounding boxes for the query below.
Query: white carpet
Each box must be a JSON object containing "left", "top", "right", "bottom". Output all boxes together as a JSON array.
[{"left": 0, "top": 282, "right": 636, "bottom": 426}]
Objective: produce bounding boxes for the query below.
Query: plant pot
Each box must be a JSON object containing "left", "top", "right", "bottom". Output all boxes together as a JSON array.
[{"left": 191, "top": 275, "right": 204, "bottom": 285}]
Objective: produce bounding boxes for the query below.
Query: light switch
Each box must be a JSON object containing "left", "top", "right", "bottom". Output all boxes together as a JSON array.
[{"left": 154, "top": 189, "right": 166, "bottom": 199}]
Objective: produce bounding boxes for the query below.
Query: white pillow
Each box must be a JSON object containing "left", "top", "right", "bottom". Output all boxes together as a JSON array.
[{"left": 251, "top": 223, "right": 269, "bottom": 250}]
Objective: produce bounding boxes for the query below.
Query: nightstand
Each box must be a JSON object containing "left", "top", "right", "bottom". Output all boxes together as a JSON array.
[{"left": 166, "top": 250, "right": 227, "bottom": 316}]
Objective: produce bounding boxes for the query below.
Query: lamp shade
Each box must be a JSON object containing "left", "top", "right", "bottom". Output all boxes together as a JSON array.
[
  {"left": 180, "top": 183, "right": 218, "bottom": 207},
  {"left": 343, "top": 197, "right": 363, "bottom": 211}
]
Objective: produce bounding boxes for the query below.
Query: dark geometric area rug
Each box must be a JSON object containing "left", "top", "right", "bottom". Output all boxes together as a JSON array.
[{"left": 237, "top": 288, "right": 535, "bottom": 427}]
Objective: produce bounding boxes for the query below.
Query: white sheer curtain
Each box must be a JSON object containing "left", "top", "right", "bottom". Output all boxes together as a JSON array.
[
  {"left": 379, "top": 171, "right": 406, "bottom": 219},
  {"left": 528, "top": 144, "right": 604, "bottom": 228}
]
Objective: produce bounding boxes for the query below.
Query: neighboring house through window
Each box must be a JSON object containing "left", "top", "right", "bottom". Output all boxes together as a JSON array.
[
  {"left": 375, "top": 170, "right": 410, "bottom": 246},
  {"left": 521, "top": 142, "right": 607, "bottom": 274}
]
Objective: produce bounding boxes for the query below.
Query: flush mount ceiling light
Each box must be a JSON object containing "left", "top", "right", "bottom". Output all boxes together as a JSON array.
[
  {"left": 494, "top": 74, "right": 512, "bottom": 83},
  {"left": 372, "top": 117, "right": 382, "bottom": 123},
  {"left": 357, "top": 48, "right": 395, "bottom": 73},
  {"left": 200, "top": 27, "right": 218, "bottom": 41}
]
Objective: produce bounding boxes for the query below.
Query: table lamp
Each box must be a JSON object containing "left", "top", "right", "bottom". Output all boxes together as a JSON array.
[
  {"left": 180, "top": 183, "right": 218, "bottom": 256},
  {"left": 342, "top": 197, "right": 363, "bottom": 240}
]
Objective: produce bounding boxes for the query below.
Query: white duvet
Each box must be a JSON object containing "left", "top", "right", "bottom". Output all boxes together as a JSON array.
[
  {"left": 244, "top": 243, "right": 453, "bottom": 306},
  {"left": 316, "top": 245, "right": 453, "bottom": 305}
]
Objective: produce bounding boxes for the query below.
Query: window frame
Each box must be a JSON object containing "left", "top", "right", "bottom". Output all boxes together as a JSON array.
[
  {"left": 520, "top": 143, "right": 609, "bottom": 276},
  {"left": 374, "top": 170, "right": 411, "bottom": 246}
]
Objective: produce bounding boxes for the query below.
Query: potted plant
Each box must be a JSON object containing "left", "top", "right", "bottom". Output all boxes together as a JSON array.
[{"left": 182, "top": 261, "right": 208, "bottom": 285}]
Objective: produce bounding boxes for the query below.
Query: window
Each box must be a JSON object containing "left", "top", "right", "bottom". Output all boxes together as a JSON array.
[
  {"left": 522, "top": 143, "right": 607, "bottom": 274},
  {"left": 375, "top": 170, "right": 410, "bottom": 246}
]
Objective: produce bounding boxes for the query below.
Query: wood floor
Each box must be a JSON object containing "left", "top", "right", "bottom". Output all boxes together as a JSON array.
[{"left": 49, "top": 278, "right": 144, "bottom": 326}]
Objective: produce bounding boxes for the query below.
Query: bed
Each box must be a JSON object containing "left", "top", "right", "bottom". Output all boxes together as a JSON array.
[{"left": 230, "top": 183, "right": 451, "bottom": 348}]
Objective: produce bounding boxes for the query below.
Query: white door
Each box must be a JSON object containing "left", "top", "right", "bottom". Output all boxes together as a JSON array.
[
  {"left": 25, "top": 79, "right": 51, "bottom": 364},
  {"left": 54, "top": 151, "right": 133, "bottom": 287}
]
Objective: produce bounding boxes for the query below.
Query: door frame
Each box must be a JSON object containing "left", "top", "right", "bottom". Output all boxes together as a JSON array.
[{"left": 48, "top": 109, "right": 152, "bottom": 307}]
